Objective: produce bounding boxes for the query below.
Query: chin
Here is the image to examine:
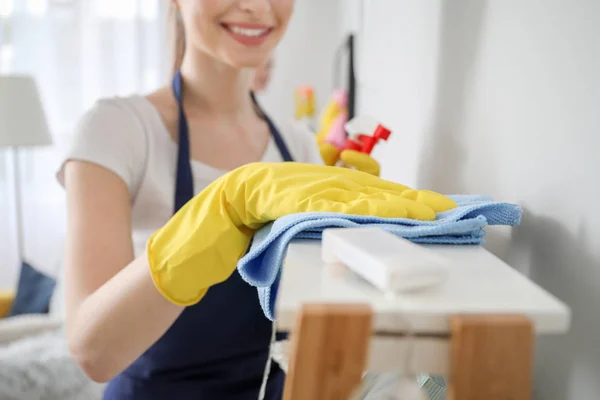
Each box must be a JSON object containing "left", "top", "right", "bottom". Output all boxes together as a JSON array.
[{"left": 223, "top": 52, "right": 272, "bottom": 69}]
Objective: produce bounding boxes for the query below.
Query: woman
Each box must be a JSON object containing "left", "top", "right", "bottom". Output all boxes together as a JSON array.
[{"left": 56, "top": 1, "right": 452, "bottom": 399}]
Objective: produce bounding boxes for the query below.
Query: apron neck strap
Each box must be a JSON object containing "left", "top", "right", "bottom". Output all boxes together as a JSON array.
[
  {"left": 172, "top": 70, "right": 195, "bottom": 214},
  {"left": 250, "top": 91, "right": 294, "bottom": 163}
]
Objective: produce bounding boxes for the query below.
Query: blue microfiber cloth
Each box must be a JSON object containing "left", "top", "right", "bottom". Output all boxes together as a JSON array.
[{"left": 237, "top": 195, "right": 522, "bottom": 321}]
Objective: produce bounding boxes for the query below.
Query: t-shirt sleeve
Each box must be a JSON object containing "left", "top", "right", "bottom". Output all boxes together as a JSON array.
[{"left": 56, "top": 98, "right": 147, "bottom": 199}]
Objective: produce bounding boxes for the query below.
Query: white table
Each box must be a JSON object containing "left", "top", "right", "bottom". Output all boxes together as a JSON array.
[{"left": 276, "top": 239, "right": 570, "bottom": 376}]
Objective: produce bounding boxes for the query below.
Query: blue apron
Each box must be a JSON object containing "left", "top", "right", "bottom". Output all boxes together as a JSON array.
[{"left": 103, "top": 71, "right": 293, "bottom": 399}]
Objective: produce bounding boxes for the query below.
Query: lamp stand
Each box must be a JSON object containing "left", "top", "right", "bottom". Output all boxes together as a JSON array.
[{"left": 10, "top": 146, "right": 24, "bottom": 262}]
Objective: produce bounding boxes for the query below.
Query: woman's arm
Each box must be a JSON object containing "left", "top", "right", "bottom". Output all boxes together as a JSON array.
[{"left": 63, "top": 160, "right": 184, "bottom": 383}]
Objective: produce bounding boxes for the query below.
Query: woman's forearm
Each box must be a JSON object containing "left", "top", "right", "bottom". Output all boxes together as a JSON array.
[{"left": 66, "top": 254, "right": 184, "bottom": 383}]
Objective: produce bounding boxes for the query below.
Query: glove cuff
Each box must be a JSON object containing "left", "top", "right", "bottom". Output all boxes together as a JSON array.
[
  {"left": 145, "top": 183, "right": 251, "bottom": 306},
  {"left": 146, "top": 229, "right": 210, "bottom": 307}
]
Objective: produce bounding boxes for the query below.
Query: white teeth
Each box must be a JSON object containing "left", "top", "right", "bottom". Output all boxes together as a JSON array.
[{"left": 228, "top": 26, "right": 268, "bottom": 37}]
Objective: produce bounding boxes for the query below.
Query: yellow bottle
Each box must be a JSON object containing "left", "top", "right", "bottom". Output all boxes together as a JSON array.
[{"left": 294, "top": 85, "right": 316, "bottom": 132}]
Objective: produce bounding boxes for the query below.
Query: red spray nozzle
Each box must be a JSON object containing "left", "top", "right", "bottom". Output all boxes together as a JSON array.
[
  {"left": 358, "top": 124, "right": 391, "bottom": 154},
  {"left": 342, "top": 115, "right": 392, "bottom": 155}
]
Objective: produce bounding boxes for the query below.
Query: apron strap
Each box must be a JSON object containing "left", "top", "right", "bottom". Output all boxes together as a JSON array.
[
  {"left": 172, "top": 70, "right": 195, "bottom": 214},
  {"left": 171, "top": 71, "right": 295, "bottom": 214},
  {"left": 250, "top": 92, "right": 294, "bottom": 163}
]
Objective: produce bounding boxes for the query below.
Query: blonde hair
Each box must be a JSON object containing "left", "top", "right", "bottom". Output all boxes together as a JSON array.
[{"left": 169, "top": 4, "right": 186, "bottom": 76}]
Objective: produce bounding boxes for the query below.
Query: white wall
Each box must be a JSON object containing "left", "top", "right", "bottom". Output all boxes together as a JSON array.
[
  {"left": 356, "top": 0, "right": 600, "bottom": 398},
  {"left": 258, "top": 0, "right": 345, "bottom": 123},
  {"left": 358, "top": 0, "right": 442, "bottom": 188}
]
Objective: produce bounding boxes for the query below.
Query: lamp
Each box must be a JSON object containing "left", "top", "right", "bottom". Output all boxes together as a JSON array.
[{"left": 0, "top": 75, "right": 53, "bottom": 265}]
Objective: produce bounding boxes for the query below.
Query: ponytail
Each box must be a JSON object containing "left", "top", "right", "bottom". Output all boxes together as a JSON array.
[{"left": 169, "top": 3, "right": 186, "bottom": 77}]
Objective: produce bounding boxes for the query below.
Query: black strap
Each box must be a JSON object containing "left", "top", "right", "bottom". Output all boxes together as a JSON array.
[
  {"left": 171, "top": 71, "right": 294, "bottom": 214},
  {"left": 250, "top": 92, "right": 294, "bottom": 163},
  {"left": 332, "top": 34, "right": 357, "bottom": 121},
  {"left": 347, "top": 34, "right": 356, "bottom": 120},
  {"left": 172, "top": 70, "right": 195, "bottom": 214}
]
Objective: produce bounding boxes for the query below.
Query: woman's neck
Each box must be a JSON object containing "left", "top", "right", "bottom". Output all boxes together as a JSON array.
[{"left": 178, "top": 49, "right": 255, "bottom": 118}]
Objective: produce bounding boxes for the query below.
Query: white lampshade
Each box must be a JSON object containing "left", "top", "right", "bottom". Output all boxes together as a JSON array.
[{"left": 0, "top": 75, "right": 52, "bottom": 148}]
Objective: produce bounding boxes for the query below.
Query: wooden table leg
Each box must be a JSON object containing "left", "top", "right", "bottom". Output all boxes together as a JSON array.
[
  {"left": 449, "top": 315, "right": 534, "bottom": 400},
  {"left": 283, "top": 303, "right": 373, "bottom": 400}
]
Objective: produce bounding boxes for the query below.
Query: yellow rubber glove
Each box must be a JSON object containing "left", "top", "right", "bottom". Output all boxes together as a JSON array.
[
  {"left": 315, "top": 98, "right": 344, "bottom": 143},
  {"left": 340, "top": 149, "right": 380, "bottom": 176},
  {"left": 147, "top": 162, "right": 457, "bottom": 306},
  {"left": 318, "top": 142, "right": 381, "bottom": 176},
  {"left": 318, "top": 141, "right": 340, "bottom": 166}
]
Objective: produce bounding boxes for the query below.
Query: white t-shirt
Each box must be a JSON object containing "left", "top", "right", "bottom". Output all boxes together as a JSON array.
[{"left": 56, "top": 95, "right": 324, "bottom": 256}]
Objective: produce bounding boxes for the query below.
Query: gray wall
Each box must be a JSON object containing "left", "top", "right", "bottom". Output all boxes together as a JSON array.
[
  {"left": 356, "top": 1, "right": 600, "bottom": 398},
  {"left": 259, "top": 0, "right": 346, "bottom": 125}
]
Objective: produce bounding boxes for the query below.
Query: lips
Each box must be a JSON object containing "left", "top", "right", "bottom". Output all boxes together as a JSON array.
[{"left": 221, "top": 22, "right": 273, "bottom": 47}]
